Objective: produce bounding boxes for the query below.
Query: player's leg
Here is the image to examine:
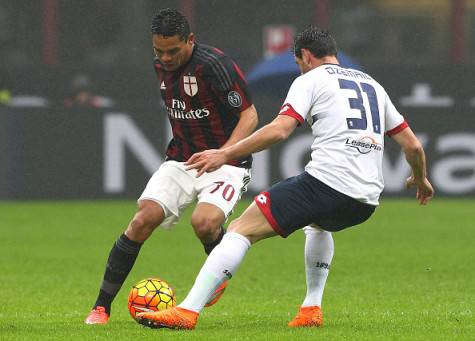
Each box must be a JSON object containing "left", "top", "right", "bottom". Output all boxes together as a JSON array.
[
  {"left": 136, "top": 173, "right": 315, "bottom": 329},
  {"left": 190, "top": 202, "right": 225, "bottom": 255},
  {"left": 192, "top": 165, "right": 251, "bottom": 255},
  {"left": 85, "top": 200, "right": 166, "bottom": 324},
  {"left": 283, "top": 174, "right": 374, "bottom": 328},
  {"left": 190, "top": 202, "right": 227, "bottom": 307},
  {"left": 125, "top": 200, "right": 166, "bottom": 242},
  {"left": 302, "top": 226, "right": 333, "bottom": 308},
  {"left": 136, "top": 202, "right": 276, "bottom": 329},
  {"left": 86, "top": 161, "right": 195, "bottom": 324},
  {"left": 189, "top": 165, "right": 251, "bottom": 306},
  {"left": 182, "top": 201, "right": 276, "bottom": 309},
  {"left": 288, "top": 225, "right": 334, "bottom": 327}
]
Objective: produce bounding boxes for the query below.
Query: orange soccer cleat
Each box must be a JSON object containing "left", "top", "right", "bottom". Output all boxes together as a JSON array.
[
  {"left": 205, "top": 280, "right": 228, "bottom": 307},
  {"left": 136, "top": 307, "right": 199, "bottom": 330},
  {"left": 288, "top": 306, "right": 323, "bottom": 328},
  {"left": 84, "top": 306, "right": 109, "bottom": 324}
]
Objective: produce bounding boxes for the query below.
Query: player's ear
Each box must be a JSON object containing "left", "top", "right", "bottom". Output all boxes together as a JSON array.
[
  {"left": 301, "top": 49, "right": 312, "bottom": 66},
  {"left": 186, "top": 33, "right": 195, "bottom": 45}
]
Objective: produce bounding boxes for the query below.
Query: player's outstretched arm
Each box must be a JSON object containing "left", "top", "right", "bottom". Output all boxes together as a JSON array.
[
  {"left": 186, "top": 115, "right": 298, "bottom": 176},
  {"left": 392, "top": 127, "right": 434, "bottom": 205}
]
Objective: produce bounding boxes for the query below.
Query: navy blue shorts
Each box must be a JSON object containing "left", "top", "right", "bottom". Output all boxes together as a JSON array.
[{"left": 254, "top": 172, "right": 376, "bottom": 237}]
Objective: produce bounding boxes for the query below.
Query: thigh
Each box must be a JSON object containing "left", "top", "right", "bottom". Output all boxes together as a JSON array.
[
  {"left": 196, "top": 165, "right": 250, "bottom": 219},
  {"left": 139, "top": 161, "right": 196, "bottom": 229},
  {"left": 227, "top": 201, "right": 277, "bottom": 245}
]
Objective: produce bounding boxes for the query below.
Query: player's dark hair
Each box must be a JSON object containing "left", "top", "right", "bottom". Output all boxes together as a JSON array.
[
  {"left": 150, "top": 8, "right": 191, "bottom": 41},
  {"left": 294, "top": 26, "right": 337, "bottom": 59}
]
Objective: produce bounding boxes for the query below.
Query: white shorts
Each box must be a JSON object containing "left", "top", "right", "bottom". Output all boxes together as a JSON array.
[{"left": 139, "top": 160, "right": 251, "bottom": 229}]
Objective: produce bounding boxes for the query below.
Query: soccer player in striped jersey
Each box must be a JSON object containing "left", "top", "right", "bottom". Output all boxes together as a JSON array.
[
  {"left": 136, "top": 26, "right": 434, "bottom": 330},
  {"left": 85, "top": 8, "right": 258, "bottom": 324}
]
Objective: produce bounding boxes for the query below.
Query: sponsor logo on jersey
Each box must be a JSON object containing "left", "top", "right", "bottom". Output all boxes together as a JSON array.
[
  {"left": 223, "top": 269, "right": 233, "bottom": 279},
  {"left": 227, "top": 91, "right": 242, "bottom": 108},
  {"left": 345, "top": 136, "right": 382, "bottom": 154},
  {"left": 160, "top": 81, "right": 166, "bottom": 90},
  {"left": 166, "top": 98, "right": 210, "bottom": 120},
  {"left": 183, "top": 75, "right": 198, "bottom": 97}
]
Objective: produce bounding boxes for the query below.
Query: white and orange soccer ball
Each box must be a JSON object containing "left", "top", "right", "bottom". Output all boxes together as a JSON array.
[{"left": 128, "top": 278, "right": 176, "bottom": 320}]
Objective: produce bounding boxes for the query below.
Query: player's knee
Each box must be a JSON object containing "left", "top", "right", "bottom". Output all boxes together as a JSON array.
[
  {"left": 191, "top": 214, "right": 221, "bottom": 242},
  {"left": 127, "top": 215, "right": 152, "bottom": 242},
  {"left": 129, "top": 214, "right": 148, "bottom": 231},
  {"left": 126, "top": 205, "right": 163, "bottom": 242},
  {"left": 129, "top": 219, "right": 155, "bottom": 241}
]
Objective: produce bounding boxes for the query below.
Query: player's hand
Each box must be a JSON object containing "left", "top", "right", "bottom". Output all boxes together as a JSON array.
[
  {"left": 405, "top": 175, "right": 434, "bottom": 205},
  {"left": 185, "top": 149, "right": 227, "bottom": 177}
]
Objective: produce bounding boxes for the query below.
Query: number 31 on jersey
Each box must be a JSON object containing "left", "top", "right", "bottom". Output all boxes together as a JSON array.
[{"left": 339, "top": 79, "right": 381, "bottom": 134}]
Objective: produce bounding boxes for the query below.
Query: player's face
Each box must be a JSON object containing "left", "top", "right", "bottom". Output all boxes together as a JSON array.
[{"left": 153, "top": 33, "right": 194, "bottom": 71}]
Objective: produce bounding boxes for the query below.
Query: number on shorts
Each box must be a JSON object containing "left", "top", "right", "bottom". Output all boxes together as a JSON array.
[
  {"left": 210, "top": 181, "right": 236, "bottom": 202},
  {"left": 222, "top": 184, "right": 235, "bottom": 201}
]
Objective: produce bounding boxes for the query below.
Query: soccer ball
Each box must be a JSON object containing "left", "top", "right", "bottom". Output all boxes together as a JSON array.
[{"left": 128, "top": 278, "right": 176, "bottom": 319}]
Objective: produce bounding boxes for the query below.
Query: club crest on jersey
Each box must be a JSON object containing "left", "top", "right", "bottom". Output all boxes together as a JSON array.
[
  {"left": 227, "top": 91, "right": 242, "bottom": 108},
  {"left": 183, "top": 75, "right": 198, "bottom": 97}
]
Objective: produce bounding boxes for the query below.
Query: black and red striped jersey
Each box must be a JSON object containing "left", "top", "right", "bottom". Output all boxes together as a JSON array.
[{"left": 154, "top": 43, "right": 253, "bottom": 168}]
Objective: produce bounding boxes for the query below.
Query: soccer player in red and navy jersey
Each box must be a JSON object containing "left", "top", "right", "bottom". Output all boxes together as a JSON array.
[{"left": 85, "top": 8, "right": 258, "bottom": 324}]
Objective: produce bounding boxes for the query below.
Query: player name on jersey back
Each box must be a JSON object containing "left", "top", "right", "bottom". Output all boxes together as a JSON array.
[{"left": 324, "top": 65, "right": 372, "bottom": 81}]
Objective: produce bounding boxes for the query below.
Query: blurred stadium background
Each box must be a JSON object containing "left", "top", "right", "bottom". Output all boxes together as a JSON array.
[{"left": 0, "top": 0, "right": 474, "bottom": 199}]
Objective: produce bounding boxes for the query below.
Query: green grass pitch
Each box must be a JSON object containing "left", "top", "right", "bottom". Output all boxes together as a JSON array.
[{"left": 0, "top": 199, "right": 473, "bottom": 340}]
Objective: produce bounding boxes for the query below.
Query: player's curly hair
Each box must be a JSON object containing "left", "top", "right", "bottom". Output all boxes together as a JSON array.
[
  {"left": 151, "top": 8, "right": 191, "bottom": 41},
  {"left": 294, "top": 26, "right": 337, "bottom": 59}
]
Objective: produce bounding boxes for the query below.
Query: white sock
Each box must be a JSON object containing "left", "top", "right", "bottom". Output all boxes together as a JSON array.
[
  {"left": 179, "top": 232, "right": 251, "bottom": 313},
  {"left": 301, "top": 226, "right": 334, "bottom": 307}
]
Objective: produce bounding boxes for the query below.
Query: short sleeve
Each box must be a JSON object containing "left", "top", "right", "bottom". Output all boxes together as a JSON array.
[
  {"left": 384, "top": 92, "right": 408, "bottom": 136},
  {"left": 279, "top": 75, "right": 313, "bottom": 125},
  {"left": 205, "top": 50, "right": 253, "bottom": 113}
]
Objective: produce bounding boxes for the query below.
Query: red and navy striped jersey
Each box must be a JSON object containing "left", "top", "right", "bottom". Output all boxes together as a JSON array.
[{"left": 154, "top": 43, "right": 253, "bottom": 168}]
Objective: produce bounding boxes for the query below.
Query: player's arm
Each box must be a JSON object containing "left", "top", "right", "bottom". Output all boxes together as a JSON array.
[
  {"left": 186, "top": 115, "right": 298, "bottom": 176},
  {"left": 220, "top": 104, "right": 258, "bottom": 149},
  {"left": 391, "top": 126, "right": 434, "bottom": 205}
]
